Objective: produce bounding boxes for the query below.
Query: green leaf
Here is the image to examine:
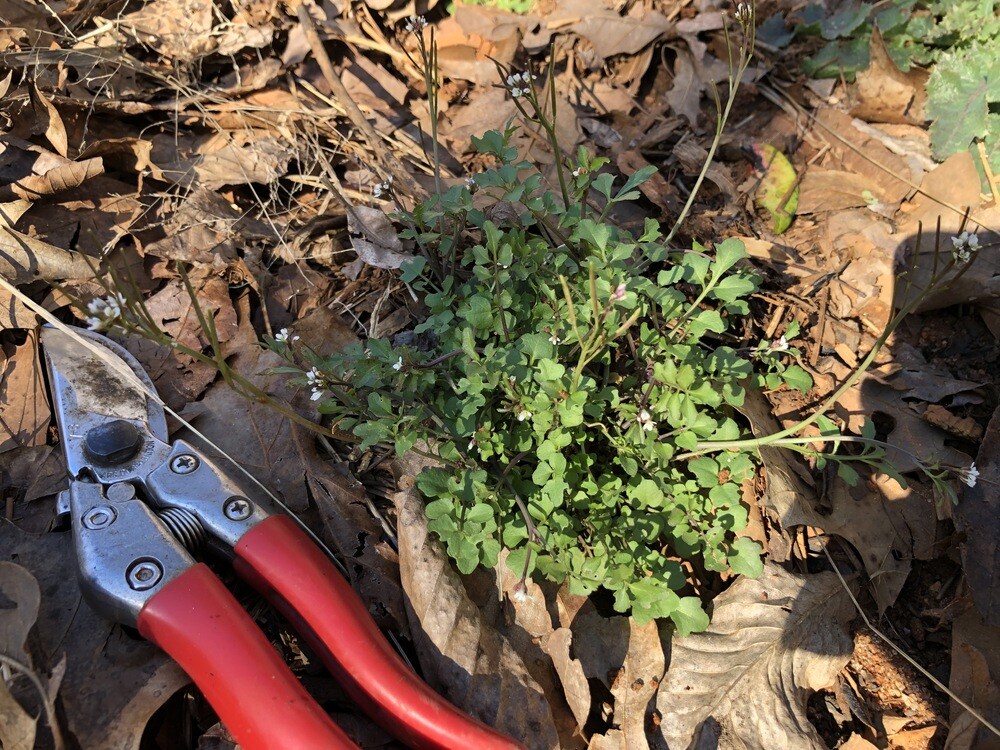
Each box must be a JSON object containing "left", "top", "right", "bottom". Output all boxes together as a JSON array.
[
  {"left": 781, "top": 365, "right": 813, "bottom": 393},
  {"left": 712, "top": 238, "right": 748, "bottom": 275},
  {"left": 927, "top": 44, "right": 1000, "bottom": 159},
  {"left": 536, "top": 358, "right": 566, "bottom": 382},
  {"left": 687, "top": 309, "right": 726, "bottom": 339},
  {"left": 727, "top": 537, "right": 764, "bottom": 578},
  {"left": 615, "top": 165, "right": 657, "bottom": 201},
  {"left": 416, "top": 468, "right": 453, "bottom": 498},
  {"left": 628, "top": 478, "right": 664, "bottom": 508},
  {"left": 836, "top": 462, "right": 860, "bottom": 487},
  {"left": 671, "top": 597, "right": 710, "bottom": 636},
  {"left": 461, "top": 295, "right": 494, "bottom": 330},
  {"left": 820, "top": 3, "right": 871, "bottom": 40},
  {"left": 757, "top": 12, "right": 794, "bottom": 47}
]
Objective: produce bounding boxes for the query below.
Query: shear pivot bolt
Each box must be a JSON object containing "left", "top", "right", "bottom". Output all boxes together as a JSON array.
[
  {"left": 170, "top": 454, "right": 199, "bottom": 474},
  {"left": 82, "top": 505, "right": 117, "bottom": 530},
  {"left": 224, "top": 497, "right": 253, "bottom": 521},
  {"left": 84, "top": 420, "right": 142, "bottom": 465},
  {"left": 127, "top": 560, "right": 163, "bottom": 591}
]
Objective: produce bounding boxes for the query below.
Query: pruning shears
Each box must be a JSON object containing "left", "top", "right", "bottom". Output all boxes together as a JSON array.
[{"left": 41, "top": 325, "right": 524, "bottom": 750}]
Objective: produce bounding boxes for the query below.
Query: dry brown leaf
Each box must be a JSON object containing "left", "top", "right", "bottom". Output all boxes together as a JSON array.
[
  {"left": 656, "top": 564, "right": 855, "bottom": 749},
  {"left": 799, "top": 169, "right": 883, "bottom": 213},
  {"left": 921, "top": 404, "right": 982, "bottom": 441},
  {"left": 588, "top": 618, "right": 664, "bottom": 750},
  {"left": 666, "top": 48, "right": 702, "bottom": 125},
  {"left": 0, "top": 562, "right": 41, "bottom": 750},
  {"left": 119, "top": 0, "right": 215, "bottom": 58},
  {"left": 78, "top": 137, "right": 163, "bottom": 180},
  {"left": 549, "top": 0, "right": 673, "bottom": 61},
  {"left": 173, "top": 311, "right": 319, "bottom": 512},
  {"left": 143, "top": 188, "right": 276, "bottom": 269},
  {"left": 945, "top": 606, "right": 1000, "bottom": 750},
  {"left": 954, "top": 404, "right": 1000, "bottom": 626},
  {"left": 362, "top": 0, "right": 440, "bottom": 23},
  {"left": 745, "top": 390, "right": 940, "bottom": 612},
  {"left": 890, "top": 725, "right": 939, "bottom": 750},
  {"left": 850, "top": 26, "right": 927, "bottom": 125},
  {"left": 348, "top": 204, "right": 415, "bottom": 269},
  {"left": 0, "top": 137, "right": 104, "bottom": 201},
  {"left": 29, "top": 83, "right": 67, "bottom": 157},
  {"left": 0, "top": 287, "right": 35, "bottom": 329},
  {"left": 150, "top": 131, "right": 293, "bottom": 189},
  {"left": 543, "top": 628, "right": 591, "bottom": 730},
  {"left": 0, "top": 333, "right": 50, "bottom": 454},
  {"left": 17, "top": 176, "right": 142, "bottom": 259},
  {"left": 1, "top": 446, "right": 67, "bottom": 510},
  {"left": 814, "top": 108, "right": 912, "bottom": 205},
  {"left": 897, "top": 162, "right": 1000, "bottom": 312},
  {"left": 835, "top": 374, "right": 971, "bottom": 475},
  {"left": 391, "top": 454, "right": 562, "bottom": 747}
]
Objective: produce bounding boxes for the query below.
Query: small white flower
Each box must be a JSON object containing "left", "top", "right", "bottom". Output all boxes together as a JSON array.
[
  {"left": 392, "top": 356, "right": 403, "bottom": 371},
  {"left": 510, "top": 582, "right": 528, "bottom": 603},
  {"left": 310, "top": 387, "right": 325, "bottom": 401},
  {"left": 372, "top": 176, "right": 393, "bottom": 198},
  {"left": 771, "top": 335, "right": 789, "bottom": 352},
  {"left": 468, "top": 438, "right": 476, "bottom": 451},
  {"left": 404, "top": 15, "right": 427, "bottom": 33},
  {"left": 572, "top": 168, "right": 581, "bottom": 177},
  {"left": 637, "top": 408, "right": 656, "bottom": 432},
  {"left": 959, "top": 462, "right": 979, "bottom": 488},
  {"left": 465, "top": 176, "right": 477, "bottom": 191},
  {"left": 735, "top": 2, "right": 752, "bottom": 24},
  {"left": 274, "top": 328, "right": 299, "bottom": 344},
  {"left": 84, "top": 292, "right": 127, "bottom": 331},
  {"left": 506, "top": 71, "right": 534, "bottom": 98},
  {"left": 612, "top": 283, "right": 627, "bottom": 301},
  {"left": 517, "top": 409, "right": 532, "bottom": 422},
  {"left": 951, "top": 231, "right": 979, "bottom": 263},
  {"left": 306, "top": 367, "right": 322, "bottom": 386},
  {"left": 549, "top": 333, "right": 560, "bottom": 345}
]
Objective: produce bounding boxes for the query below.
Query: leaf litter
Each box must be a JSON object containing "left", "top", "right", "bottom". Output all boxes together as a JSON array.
[{"left": 0, "top": 0, "right": 997, "bottom": 747}]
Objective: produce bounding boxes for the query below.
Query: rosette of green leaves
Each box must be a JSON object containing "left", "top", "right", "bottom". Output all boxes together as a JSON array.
[{"left": 304, "top": 127, "right": 811, "bottom": 634}]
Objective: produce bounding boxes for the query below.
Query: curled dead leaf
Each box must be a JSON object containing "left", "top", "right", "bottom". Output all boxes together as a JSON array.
[
  {"left": 347, "top": 204, "right": 415, "bottom": 269},
  {"left": 657, "top": 564, "right": 855, "bottom": 749},
  {"left": 0, "top": 137, "right": 104, "bottom": 201}
]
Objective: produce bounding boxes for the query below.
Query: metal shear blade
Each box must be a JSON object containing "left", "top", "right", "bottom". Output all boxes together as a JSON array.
[{"left": 41, "top": 326, "right": 168, "bottom": 481}]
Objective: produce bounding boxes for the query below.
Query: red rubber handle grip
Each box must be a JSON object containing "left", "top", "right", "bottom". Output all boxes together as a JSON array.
[
  {"left": 234, "top": 515, "right": 525, "bottom": 750},
  {"left": 137, "top": 564, "right": 359, "bottom": 750}
]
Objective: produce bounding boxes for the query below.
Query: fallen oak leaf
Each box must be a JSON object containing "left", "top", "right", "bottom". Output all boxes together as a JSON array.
[{"left": 656, "top": 564, "right": 855, "bottom": 749}]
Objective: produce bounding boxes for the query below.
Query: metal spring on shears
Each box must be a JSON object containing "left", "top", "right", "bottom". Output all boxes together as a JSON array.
[{"left": 157, "top": 507, "right": 207, "bottom": 551}]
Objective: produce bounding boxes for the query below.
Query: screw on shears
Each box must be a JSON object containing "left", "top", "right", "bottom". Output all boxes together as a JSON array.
[
  {"left": 170, "top": 454, "right": 199, "bottom": 474},
  {"left": 82, "top": 505, "right": 117, "bottom": 530},
  {"left": 224, "top": 497, "right": 253, "bottom": 521},
  {"left": 127, "top": 560, "right": 163, "bottom": 591}
]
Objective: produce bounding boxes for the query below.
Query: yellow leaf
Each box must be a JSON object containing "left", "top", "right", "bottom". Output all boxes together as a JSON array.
[{"left": 752, "top": 143, "right": 798, "bottom": 234}]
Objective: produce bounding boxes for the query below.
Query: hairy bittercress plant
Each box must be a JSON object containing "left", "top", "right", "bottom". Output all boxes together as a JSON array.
[{"left": 282, "top": 124, "right": 814, "bottom": 632}]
